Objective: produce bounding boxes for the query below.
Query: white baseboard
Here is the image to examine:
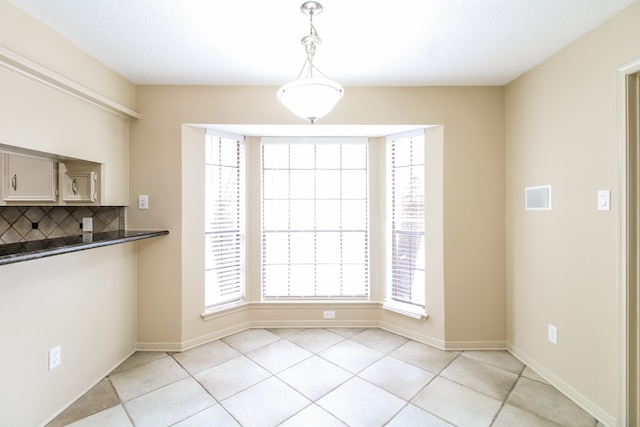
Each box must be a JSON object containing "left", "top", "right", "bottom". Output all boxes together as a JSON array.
[
  {"left": 180, "top": 321, "right": 253, "bottom": 351},
  {"left": 135, "top": 341, "right": 184, "bottom": 352},
  {"left": 378, "top": 320, "right": 446, "bottom": 349},
  {"left": 507, "top": 343, "right": 616, "bottom": 427},
  {"left": 444, "top": 340, "right": 507, "bottom": 351}
]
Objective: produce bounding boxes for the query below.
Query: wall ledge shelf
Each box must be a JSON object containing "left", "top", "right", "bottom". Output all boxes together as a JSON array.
[{"left": 0, "top": 46, "right": 141, "bottom": 120}]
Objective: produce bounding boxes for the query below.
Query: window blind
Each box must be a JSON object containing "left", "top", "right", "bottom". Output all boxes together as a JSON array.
[
  {"left": 205, "top": 133, "right": 244, "bottom": 308},
  {"left": 261, "top": 138, "right": 369, "bottom": 298},
  {"left": 388, "top": 133, "right": 425, "bottom": 309}
]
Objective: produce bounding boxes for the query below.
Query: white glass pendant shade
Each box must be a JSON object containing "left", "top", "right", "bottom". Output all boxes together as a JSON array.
[{"left": 277, "top": 78, "right": 343, "bottom": 123}]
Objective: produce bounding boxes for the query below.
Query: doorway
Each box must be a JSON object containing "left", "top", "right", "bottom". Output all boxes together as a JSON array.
[{"left": 619, "top": 64, "right": 639, "bottom": 427}]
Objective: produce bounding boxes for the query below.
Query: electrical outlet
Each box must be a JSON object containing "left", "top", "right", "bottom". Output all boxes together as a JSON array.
[
  {"left": 548, "top": 324, "right": 558, "bottom": 344},
  {"left": 82, "top": 217, "right": 93, "bottom": 232},
  {"left": 323, "top": 310, "right": 335, "bottom": 319},
  {"left": 49, "top": 345, "right": 61, "bottom": 370},
  {"left": 138, "top": 195, "right": 149, "bottom": 210}
]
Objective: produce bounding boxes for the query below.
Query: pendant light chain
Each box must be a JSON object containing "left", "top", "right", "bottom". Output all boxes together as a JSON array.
[{"left": 305, "top": 11, "right": 318, "bottom": 79}]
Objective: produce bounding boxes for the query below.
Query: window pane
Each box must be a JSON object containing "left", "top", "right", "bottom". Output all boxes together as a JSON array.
[
  {"left": 290, "top": 265, "right": 315, "bottom": 296},
  {"left": 263, "top": 200, "right": 289, "bottom": 230},
  {"left": 263, "top": 170, "right": 289, "bottom": 199},
  {"left": 316, "top": 170, "right": 341, "bottom": 199},
  {"left": 220, "top": 141, "right": 239, "bottom": 166},
  {"left": 342, "top": 170, "right": 367, "bottom": 199},
  {"left": 342, "top": 200, "right": 367, "bottom": 230},
  {"left": 263, "top": 233, "right": 289, "bottom": 264},
  {"left": 316, "top": 200, "right": 341, "bottom": 229},
  {"left": 263, "top": 144, "right": 289, "bottom": 169},
  {"left": 342, "top": 144, "right": 367, "bottom": 169},
  {"left": 316, "top": 233, "right": 341, "bottom": 263},
  {"left": 343, "top": 232, "right": 367, "bottom": 264},
  {"left": 263, "top": 265, "right": 289, "bottom": 297},
  {"left": 316, "top": 144, "right": 341, "bottom": 169},
  {"left": 289, "top": 200, "right": 315, "bottom": 230},
  {"left": 290, "top": 170, "right": 315, "bottom": 199},
  {"left": 289, "top": 233, "right": 315, "bottom": 264},
  {"left": 289, "top": 144, "right": 315, "bottom": 168},
  {"left": 342, "top": 265, "right": 367, "bottom": 295},
  {"left": 316, "top": 265, "right": 341, "bottom": 295}
]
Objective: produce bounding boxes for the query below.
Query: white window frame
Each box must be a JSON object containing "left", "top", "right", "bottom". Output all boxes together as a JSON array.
[{"left": 261, "top": 137, "right": 370, "bottom": 300}]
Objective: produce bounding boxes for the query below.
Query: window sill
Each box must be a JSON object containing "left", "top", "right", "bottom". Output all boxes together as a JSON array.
[
  {"left": 201, "top": 300, "right": 250, "bottom": 321},
  {"left": 383, "top": 301, "right": 428, "bottom": 320}
]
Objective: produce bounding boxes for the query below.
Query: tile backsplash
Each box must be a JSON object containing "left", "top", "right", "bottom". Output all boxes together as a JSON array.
[{"left": 0, "top": 206, "right": 125, "bottom": 244}]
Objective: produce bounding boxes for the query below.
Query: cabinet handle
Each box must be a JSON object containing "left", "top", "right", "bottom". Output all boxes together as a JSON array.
[
  {"left": 71, "top": 178, "right": 78, "bottom": 195},
  {"left": 11, "top": 174, "right": 17, "bottom": 191}
]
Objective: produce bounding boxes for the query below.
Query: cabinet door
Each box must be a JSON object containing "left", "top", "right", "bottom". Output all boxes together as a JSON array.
[
  {"left": 62, "top": 171, "right": 97, "bottom": 203},
  {"left": 3, "top": 155, "right": 57, "bottom": 202}
]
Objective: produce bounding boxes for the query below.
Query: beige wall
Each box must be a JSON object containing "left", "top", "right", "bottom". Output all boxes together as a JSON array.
[
  {"left": 0, "top": 1, "right": 134, "bottom": 205},
  {"left": 0, "top": 244, "right": 138, "bottom": 427},
  {"left": 130, "top": 85, "right": 506, "bottom": 349},
  {"left": 505, "top": 1, "right": 640, "bottom": 423},
  {"left": 0, "top": 1, "right": 135, "bottom": 109},
  {"left": 0, "top": 2, "right": 140, "bottom": 425}
]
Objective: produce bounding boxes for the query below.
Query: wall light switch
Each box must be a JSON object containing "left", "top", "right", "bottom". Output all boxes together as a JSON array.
[
  {"left": 548, "top": 324, "right": 558, "bottom": 345},
  {"left": 49, "top": 345, "right": 61, "bottom": 370},
  {"left": 138, "top": 195, "right": 149, "bottom": 210},
  {"left": 597, "top": 190, "right": 610, "bottom": 211}
]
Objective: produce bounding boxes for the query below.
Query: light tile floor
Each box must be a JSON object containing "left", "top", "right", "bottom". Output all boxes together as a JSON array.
[{"left": 47, "top": 328, "right": 604, "bottom": 427}]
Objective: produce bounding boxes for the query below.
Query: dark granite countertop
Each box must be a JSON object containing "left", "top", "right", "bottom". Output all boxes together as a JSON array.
[{"left": 0, "top": 230, "right": 169, "bottom": 266}]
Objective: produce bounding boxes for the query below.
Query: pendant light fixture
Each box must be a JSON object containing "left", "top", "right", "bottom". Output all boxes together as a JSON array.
[{"left": 277, "top": 1, "right": 343, "bottom": 124}]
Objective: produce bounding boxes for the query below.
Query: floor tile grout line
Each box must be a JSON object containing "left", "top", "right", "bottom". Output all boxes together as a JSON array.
[
  {"left": 183, "top": 358, "right": 243, "bottom": 426},
  {"left": 436, "top": 356, "right": 520, "bottom": 403},
  {"left": 487, "top": 364, "right": 527, "bottom": 427},
  {"left": 110, "top": 358, "right": 190, "bottom": 403},
  {"left": 106, "top": 377, "right": 138, "bottom": 427}
]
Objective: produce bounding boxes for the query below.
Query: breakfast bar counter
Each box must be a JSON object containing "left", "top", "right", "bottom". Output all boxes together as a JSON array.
[{"left": 0, "top": 230, "right": 169, "bottom": 266}]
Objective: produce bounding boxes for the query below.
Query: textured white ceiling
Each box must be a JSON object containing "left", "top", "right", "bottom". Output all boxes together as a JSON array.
[{"left": 8, "top": 0, "right": 637, "bottom": 86}]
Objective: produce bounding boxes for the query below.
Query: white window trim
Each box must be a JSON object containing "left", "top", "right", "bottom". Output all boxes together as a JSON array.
[{"left": 382, "top": 300, "right": 428, "bottom": 320}]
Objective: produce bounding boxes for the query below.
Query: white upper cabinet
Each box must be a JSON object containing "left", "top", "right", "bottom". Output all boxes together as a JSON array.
[
  {"left": 2, "top": 154, "right": 57, "bottom": 203},
  {"left": 60, "top": 167, "right": 97, "bottom": 204}
]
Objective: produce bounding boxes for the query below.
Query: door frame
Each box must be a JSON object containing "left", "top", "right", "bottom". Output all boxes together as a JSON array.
[{"left": 617, "top": 59, "right": 640, "bottom": 427}]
